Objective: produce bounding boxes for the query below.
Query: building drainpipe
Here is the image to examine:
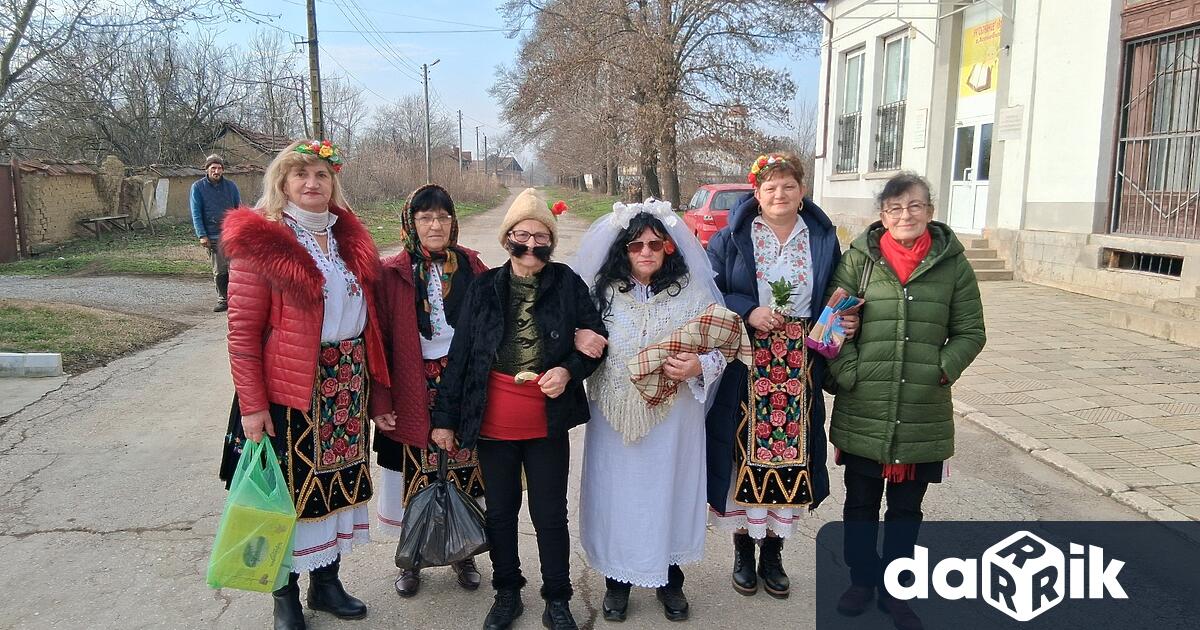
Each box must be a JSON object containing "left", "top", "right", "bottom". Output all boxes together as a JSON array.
[{"left": 809, "top": 1, "right": 835, "bottom": 160}]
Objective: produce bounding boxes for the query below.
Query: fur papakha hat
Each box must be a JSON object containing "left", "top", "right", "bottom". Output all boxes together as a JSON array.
[
  {"left": 204, "top": 154, "right": 225, "bottom": 168},
  {"left": 497, "top": 187, "right": 560, "bottom": 247}
]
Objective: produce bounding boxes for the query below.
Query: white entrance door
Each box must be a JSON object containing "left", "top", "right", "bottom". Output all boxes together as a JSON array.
[{"left": 948, "top": 119, "right": 993, "bottom": 233}]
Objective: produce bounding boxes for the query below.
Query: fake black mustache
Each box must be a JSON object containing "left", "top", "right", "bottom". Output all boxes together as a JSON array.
[{"left": 505, "top": 240, "right": 553, "bottom": 262}]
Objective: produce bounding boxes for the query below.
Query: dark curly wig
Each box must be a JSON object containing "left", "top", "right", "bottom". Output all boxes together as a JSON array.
[{"left": 593, "top": 213, "right": 690, "bottom": 316}]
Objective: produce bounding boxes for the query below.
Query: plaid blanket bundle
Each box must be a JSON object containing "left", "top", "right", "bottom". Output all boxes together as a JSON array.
[{"left": 627, "top": 303, "right": 753, "bottom": 407}]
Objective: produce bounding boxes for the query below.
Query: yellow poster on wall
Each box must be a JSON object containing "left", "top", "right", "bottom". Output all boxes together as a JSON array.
[{"left": 959, "top": 17, "right": 1002, "bottom": 97}]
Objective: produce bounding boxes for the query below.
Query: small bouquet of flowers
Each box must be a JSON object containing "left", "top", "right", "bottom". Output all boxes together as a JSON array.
[{"left": 805, "top": 287, "right": 863, "bottom": 359}]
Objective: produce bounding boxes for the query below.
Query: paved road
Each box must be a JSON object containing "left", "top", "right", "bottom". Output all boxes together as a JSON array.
[{"left": 0, "top": 195, "right": 1152, "bottom": 629}]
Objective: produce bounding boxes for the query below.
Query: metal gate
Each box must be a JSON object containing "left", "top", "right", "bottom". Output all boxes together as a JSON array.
[
  {"left": 0, "top": 162, "right": 19, "bottom": 263},
  {"left": 1111, "top": 25, "right": 1200, "bottom": 239}
]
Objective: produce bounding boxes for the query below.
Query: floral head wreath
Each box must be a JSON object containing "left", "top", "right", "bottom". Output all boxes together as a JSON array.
[
  {"left": 747, "top": 154, "right": 789, "bottom": 187},
  {"left": 295, "top": 139, "right": 345, "bottom": 173},
  {"left": 611, "top": 198, "right": 679, "bottom": 230}
]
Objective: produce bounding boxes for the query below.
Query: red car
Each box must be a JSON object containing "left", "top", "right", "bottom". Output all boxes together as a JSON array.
[{"left": 681, "top": 183, "right": 753, "bottom": 247}]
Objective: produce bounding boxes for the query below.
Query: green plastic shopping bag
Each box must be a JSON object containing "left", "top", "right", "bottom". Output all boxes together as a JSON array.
[{"left": 207, "top": 437, "right": 297, "bottom": 592}]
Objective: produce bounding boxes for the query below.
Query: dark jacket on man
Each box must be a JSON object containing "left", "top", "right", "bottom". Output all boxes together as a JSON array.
[
  {"left": 704, "top": 195, "right": 842, "bottom": 512},
  {"left": 430, "top": 261, "right": 608, "bottom": 448}
]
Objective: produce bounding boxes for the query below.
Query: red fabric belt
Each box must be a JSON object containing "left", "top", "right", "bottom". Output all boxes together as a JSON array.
[{"left": 479, "top": 370, "right": 548, "bottom": 440}]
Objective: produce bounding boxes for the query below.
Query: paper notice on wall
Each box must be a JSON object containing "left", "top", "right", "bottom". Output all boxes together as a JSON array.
[
  {"left": 154, "top": 178, "right": 169, "bottom": 218},
  {"left": 997, "top": 105, "right": 1024, "bottom": 142},
  {"left": 911, "top": 108, "right": 928, "bottom": 149}
]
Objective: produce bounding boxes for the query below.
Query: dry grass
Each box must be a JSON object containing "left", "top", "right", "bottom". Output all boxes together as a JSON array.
[{"left": 0, "top": 299, "right": 185, "bottom": 373}]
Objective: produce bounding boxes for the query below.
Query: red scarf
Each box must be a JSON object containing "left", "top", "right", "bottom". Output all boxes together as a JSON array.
[{"left": 879, "top": 229, "right": 932, "bottom": 285}]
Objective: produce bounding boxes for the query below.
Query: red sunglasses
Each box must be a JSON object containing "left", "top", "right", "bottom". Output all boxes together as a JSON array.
[{"left": 626, "top": 239, "right": 676, "bottom": 254}]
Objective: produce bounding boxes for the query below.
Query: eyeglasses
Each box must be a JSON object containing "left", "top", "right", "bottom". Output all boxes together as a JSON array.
[
  {"left": 509, "top": 230, "right": 552, "bottom": 245},
  {"left": 882, "top": 201, "right": 930, "bottom": 218},
  {"left": 626, "top": 239, "right": 666, "bottom": 254},
  {"left": 414, "top": 214, "right": 453, "bottom": 226}
]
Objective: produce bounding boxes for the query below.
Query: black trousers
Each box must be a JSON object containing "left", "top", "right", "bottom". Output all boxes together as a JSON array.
[
  {"left": 477, "top": 434, "right": 573, "bottom": 600},
  {"left": 842, "top": 467, "right": 929, "bottom": 587},
  {"left": 606, "top": 565, "right": 684, "bottom": 592}
]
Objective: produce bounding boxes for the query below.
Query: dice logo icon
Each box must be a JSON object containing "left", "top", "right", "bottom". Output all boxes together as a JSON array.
[{"left": 982, "top": 531, "right": 1065, "bottom": 621}]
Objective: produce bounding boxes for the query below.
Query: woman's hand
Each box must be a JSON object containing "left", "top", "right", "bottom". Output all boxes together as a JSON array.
[
  {"left": 372, "top": 412, "right": 397, "bottom": 432},
  {"left": 430, "top": 428, "right": 456, "bottom": 451},
  {"left": 574, "top": 329, "right": 608, "bottom": 358},
  {"left": 841, "top": 313, "right": 860, "bottom": 339},
  {"left": 241, "top": 409, "right": 274, "bottom": 443},
  {"left": 663, "top": 352, "right": 702, "bottom": 381},
  {"left": 538, "top": 366, "right": 570, "bottom": 398},
  {"left": 748, "top": 306, "right": 784, "bottom": 332}
]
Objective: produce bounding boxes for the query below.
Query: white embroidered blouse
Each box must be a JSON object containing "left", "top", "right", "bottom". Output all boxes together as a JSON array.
[
  {"left": 283, "top": 210, "right": 366, "bottom": 342},
  {"left": 751, "top": 215, "right": 814, "bottom": 318}
]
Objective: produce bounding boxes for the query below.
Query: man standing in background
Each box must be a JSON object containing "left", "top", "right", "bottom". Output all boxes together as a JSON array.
[{"left": 191, "top": 154, "right": 241, "bottom": 312}]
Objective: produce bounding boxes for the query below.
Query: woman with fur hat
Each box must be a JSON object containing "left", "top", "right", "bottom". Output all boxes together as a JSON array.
[
  {"left": 218, "top": 139, "right": 389, "bottom": 630},
  {"left": 369, "top": 184, "right": 490, "bottom": 598},
  {"left": 429, "top": 188, "right": 608, "bottom": 630}
]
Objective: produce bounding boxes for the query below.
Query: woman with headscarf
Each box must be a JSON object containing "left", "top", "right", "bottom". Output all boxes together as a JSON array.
[
  {"left": 219, "top": 139, "right": 389, "bottom": 630},
  {"left": 370, "top": 184, "right": 489, "bottom": 598},
  {"left": 570, "top": 200, "right": 735, "bottom": 623}
]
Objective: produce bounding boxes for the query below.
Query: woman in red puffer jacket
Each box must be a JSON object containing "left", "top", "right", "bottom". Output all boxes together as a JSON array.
[{"left": 217, "top": 139, "right": 390, "bottom": 630}]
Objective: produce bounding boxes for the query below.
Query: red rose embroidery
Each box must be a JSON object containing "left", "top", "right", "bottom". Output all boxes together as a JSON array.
[
  {"left": 336, "top": 390, "right": 351, "bottom": 407},
  {"left": 785, "top": 322, "right": 804, "bottom": 340},
  {"left": 424, "top": 361, "right": 441, "bottom": 379},
  {"left": 771, "top": 440, "right": 787, "bottom": 456},
  {"left": 755, "top": 422, "right": 772, "bottom": 439},
  {"left": 754, "top": 349, "right": 772, "bottom": 367},
  {"left": 346, "top": 418, "right": 362, "bottom": 436},
  {"left": 320, "top": 347, "right": 340, "bottom": 366},
  {"left": 756, "top": 447, "right": 773, "bottom": 461},
  {"left": 784, "top": 378, "right": 803, "bottom": 396},
  {"left": 319, "top": 424, "right": 334, "bottom": 441},
  {"left": 332, "top": 438, "right": 348, "bottom": 455},
  {"left": 754, "top": 378, "right": 772, "bottom": 396},
  {"left": 352, "top": 345, "right": 365, "bottom": 362},
  {"left": 770, "top": 392, "right": 787, "bottom": 409},
  {"left": 770, "top": 340, "right": 787, "bottom": 358},
  {"left": 322, "top": 450, "right": 337, "bottom": 465},
  {"left": 428, "top": 453, "right": 439, "bottom": 466},
  {"left": 785, "top": 422, "right": 801, "bottom": 438},
  {"left": 349, "top": 374, "right": 362, "bottom": 393},
  {"left": 334, "top": 409, "right": 349, "bottom": 425},
  {"left": 783, "top": 446, "right": 799, "bottom": 460},
  {"left": 337, "top": 364, "right": 352, "bottom": 383},
  {"left": 347, "top": 444, "right": 359, "bottom": 459},
  {"left": 321, "top": 378, "right": 339, "bottom": 397},
  {"left": 786, "top": 350, "right": 804, "bottom": 368},
  {"left": 769, "top": 365, "right": 787, "bottom": 384},
  {"left": 339, "top": 340, "right": 353, "bottom": 355},
  {"left": 770, "top": 410, "right": 787, "bottom": 427},
  {"left": 755, "top": 329, "right": 770, "bottom": 340},
  {"left": 455, "top": 448, "right": 472, "bottom": 463}
]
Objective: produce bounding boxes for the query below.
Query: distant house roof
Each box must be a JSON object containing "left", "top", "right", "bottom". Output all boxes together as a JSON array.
[
  {"left": 16, "top": 159, "right": 97, "bottom": 176},
  {"left": 135, "top": 163, "right": 264, "bottom": 178},
  {"left": 215, "top": 122, "right": 294, "bottom": 153},
  {"left": 494, "top": 156, "right": 523, "bottom": 173}
]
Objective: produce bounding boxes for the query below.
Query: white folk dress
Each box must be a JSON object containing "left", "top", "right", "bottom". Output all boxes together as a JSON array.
[{"left": 580, "top": 278, "right": 725, "bottom": 587}]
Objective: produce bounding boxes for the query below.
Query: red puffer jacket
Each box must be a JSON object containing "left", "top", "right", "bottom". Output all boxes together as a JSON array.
[
  {"left": 222, "top": 206, "right": 390, "bottom": 415},
  {"left": 369, "top": 247, "right": 489, "bottom": 446}
]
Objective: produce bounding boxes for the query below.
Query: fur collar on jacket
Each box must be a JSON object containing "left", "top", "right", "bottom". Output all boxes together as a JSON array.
[{"left": 221, "top": 205, "right": 381, "bottom": 304}]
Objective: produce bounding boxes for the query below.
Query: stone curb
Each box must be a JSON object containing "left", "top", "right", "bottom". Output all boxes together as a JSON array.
[
  {"left": 0, "top": 352, "right": 64, "bottom": 378},
  {"left": 952, "top": 399, "right": 1200, "bottom": 538}
]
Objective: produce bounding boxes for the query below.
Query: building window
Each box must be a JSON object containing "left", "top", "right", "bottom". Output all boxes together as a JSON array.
[
  {"left": 1112, "top": 25, "right": 1200, "bottom": 239},
  {"left": 836, "top": 48, "right": 865, "bottom": 174},
  {"left": 874, "top": 33, "right": 909, "bottom": 171}
]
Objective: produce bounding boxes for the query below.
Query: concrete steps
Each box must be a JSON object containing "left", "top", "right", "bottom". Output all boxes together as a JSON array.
[
  {"left": 963, "top": 237, "right": 1013, "bottom": 281},
  {"left": 1109, "top": 297, "right": 1200, "bottom": 348}
]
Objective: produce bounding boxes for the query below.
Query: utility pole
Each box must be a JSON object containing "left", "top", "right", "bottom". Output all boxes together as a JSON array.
[
  {"left": 306, "top": 0, "right": 324, "bottom": 139},
  {"left": 458, "top": 110, "right": 464, "bottom": 173},
  {"left": 422, "top": 59, "right": 441, "bottom": 184},
  {"left": 483, "top": 134, "right": 489, "bottom": 179},
  {"left": 474, "top": 126, "right": 481, "bottom": 169}
]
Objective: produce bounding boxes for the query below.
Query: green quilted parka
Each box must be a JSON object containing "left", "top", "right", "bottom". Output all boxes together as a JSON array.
[{"left": 826, "top": 221, "right": 986, "bottom": 465}]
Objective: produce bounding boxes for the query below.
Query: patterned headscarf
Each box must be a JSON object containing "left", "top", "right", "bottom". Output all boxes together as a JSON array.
[{"left": 401, "top": 184, "right": 469, "bottom": 339}]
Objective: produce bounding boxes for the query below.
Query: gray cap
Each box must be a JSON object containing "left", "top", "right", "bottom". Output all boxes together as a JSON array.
[{"left": 204, "top": 154, "right": 225, "bottom": 168}]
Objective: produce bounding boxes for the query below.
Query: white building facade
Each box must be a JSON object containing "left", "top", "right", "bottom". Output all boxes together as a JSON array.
[{"left": 814, "top": 0, "right": 1200, "bottom": 308}]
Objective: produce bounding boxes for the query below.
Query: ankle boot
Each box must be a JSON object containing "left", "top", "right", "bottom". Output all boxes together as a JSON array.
[
  {"left": 272, "top": 573, "right": 306, "bottom": 630},
  {"left": 541, "top": 599, "right": 579, "bottom": 630},
  {"left": 732, "top": 533, "right": 758, "bottom": 595},
  {"left": 308, "top": 557, "right": 367, "bottom": 619},
  {"left": 758, "top": 536, "right": 790, "bottom": 598},
  {"left": 483, "top": 588, "right": 524, "bottom": 630}
]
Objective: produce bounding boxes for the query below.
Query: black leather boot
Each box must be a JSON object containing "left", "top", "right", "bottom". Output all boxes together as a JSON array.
[
  {"left": 483, "top": 588, "right": 524, "bottom": 630},
  {"left": 214, "top": 273, "right": 229, "bottom": 312},
  {"left": 758, "top": 535, "right": 790, "bottom": 598},
  {"left": 307, "top": 558, "right": 367, "bottom": 619},
  {"left": 656, "top": 585, "right": 690, "bottom": 621},
  {"left": 272, "top": 573, "right": 306, "bottom": 630},
  {"left": 542, "top": 599, "right": 579, "bottom": 630},
  {"left": 732, "top": 533, "right": 758, "bottom": 595},
  {"left": 602, "top": 582, "right": 629, "bottom": 622}
]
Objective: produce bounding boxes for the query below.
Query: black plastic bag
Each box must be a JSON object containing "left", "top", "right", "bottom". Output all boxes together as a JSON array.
[{"left": 395, "top": 449, "right": 489, "bottom": 569}]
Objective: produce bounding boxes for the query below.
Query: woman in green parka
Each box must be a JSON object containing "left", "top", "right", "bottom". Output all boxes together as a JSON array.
[{"left": 825, "top": 172, "right": 985, "bottom": 630}]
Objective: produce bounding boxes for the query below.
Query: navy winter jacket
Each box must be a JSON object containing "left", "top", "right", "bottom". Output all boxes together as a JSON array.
[{"left": 190, "top": 177, "right": 241, "bottom": 239}]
